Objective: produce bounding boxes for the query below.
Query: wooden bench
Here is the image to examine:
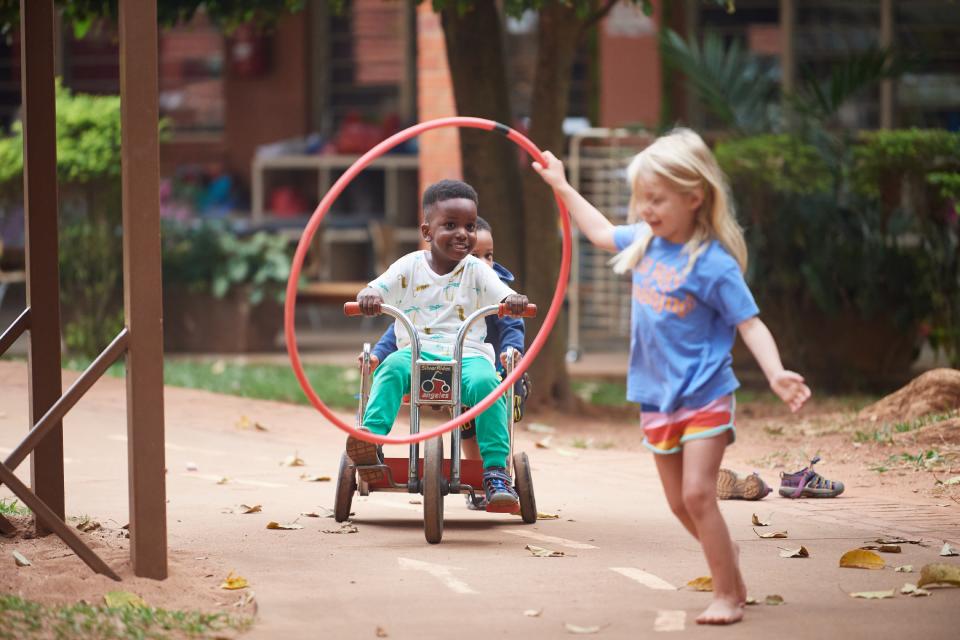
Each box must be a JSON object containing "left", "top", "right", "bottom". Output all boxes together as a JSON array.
[{"left": 297, "top": 281, "right": 368, "bottom": 304}]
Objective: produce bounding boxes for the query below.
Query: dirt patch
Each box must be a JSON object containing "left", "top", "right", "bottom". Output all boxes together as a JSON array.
[
  {"left": 858, "top": 368, "right": 960, "bottom": 425},
  {"left": 0, "top": 515, "right": 254, "bottom": 621}
]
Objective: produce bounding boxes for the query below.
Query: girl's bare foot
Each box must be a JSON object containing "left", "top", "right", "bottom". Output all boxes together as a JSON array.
[{"left": 696, "top": 597, "right": 744, "bottom": 625}]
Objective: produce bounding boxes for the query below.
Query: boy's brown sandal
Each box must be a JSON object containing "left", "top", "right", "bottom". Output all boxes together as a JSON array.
[{"left": 717, "top": 468, "right": 771, "bottom": 500}]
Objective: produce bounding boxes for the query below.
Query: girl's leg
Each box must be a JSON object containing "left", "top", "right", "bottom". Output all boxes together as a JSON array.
[
  {"left": 652, "top": 453, "right": 699, "bottom": 539},
  {"left": 682, "top": 435, "right": 745, "bottom": 624}
]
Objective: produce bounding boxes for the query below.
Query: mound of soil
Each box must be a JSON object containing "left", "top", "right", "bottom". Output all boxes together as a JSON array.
[{"left": 858, "top": 368, "right": 960, "bottom": 425}]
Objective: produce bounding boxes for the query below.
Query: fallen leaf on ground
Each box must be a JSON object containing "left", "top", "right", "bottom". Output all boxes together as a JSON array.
[
  {"left": 778, "top": 546, "right": 810, "bottom": 558},
  {"left": 535, "top": 436, "right": 552, "bottom": 449},
  {"left": 527, "top": 423, "right": 556, "bottom": 434},
  {"left": 753, "top": 528, "right": 788, "bottom": 539},
  {"left": 220, "top": 571, "right": 248, "bottom": 590},
  {"left": 409, "top": 499, "right": 422, "bottom": 505},
  {"left": 894, "top": 565, "right": 914, "bottom": 573},
  {"left": 526, "top": 544, "right": 564, "bottom": 558},
  {"left": 686, "top": 576, "right": 713, "bottom": 592},
  {"left": 840, "top": 549, "right": 885, "bottom": 570},
  {"left": 103, "top": 591, "right": 146, "bottom": 608},
  {"left": 299, "top": 474, "right": 331, "bottom": 482},
  {"left": 900, "top": 583, "right": 932, "bottom": 597},
  {"left": 916, "top": 563, "right": 960, "bottom": 588},
  {"left": 764, "top": 595, "right": 785, "bottom": 606},
  {"left": 235, "top": 415, "right": 251, "bottom": 429},
  {"left": 860, "top": 544, "right": 901, "bottom": 553},
  {"left": 744, "top": 597, "right": 758, "bottom": 605},
  {"left": 564, "top": 623, "right": 602, "bottom": 635},
  {"left": 254, "top": 422, "right": 269, "bottom": 432},
  {"left": 376, "top": 626, "right": 388, "bottom": 637},
  {"left": 76, "top": 518, "right": 101, "bottom": 533},
  {"left": 850, "top": 590, "right": 894, "bottom": 599},
  {"left": 300, "top": 512, "right": 321, "bottom": 518},
  {"left": 323, "top": 523, "right": 359, "bottom": 534},
  {"left": 939, "top": 542, "right": 958, "bottom": 557},
  {"left": 871, "top": 537, "right": 922, "bottom": 545},
  {"left": 233, "top": 592, "right": 256, "bottom": 608},
  {"left": 216, "top": 477, "right": 229, "bottom": 485},
  {"left": 240, "top": 504, "right": 262, "bottom": 514},
  {"left": 12, "top": 551, "right": 31, "bottom": 567},
  {"left": 751, "top": 513, "right": 770, "bottom": 526},
  {"left": 266, "top": 521, "right": 304, "bottom": 530},
  {"left": 537, "top": 512, "right": 560, "bottom": 520},
  {"left": 943, "top": 476, "right": 960, "bottom": 486},
  {"left": 523, "top": 609, "right": 543, "bottom": 617},
  {"left": 185, "top": 462, "right": 198, "bottom": 472},
  {"left": 281, "top": 453, "right": 305, "bottom": 467}
]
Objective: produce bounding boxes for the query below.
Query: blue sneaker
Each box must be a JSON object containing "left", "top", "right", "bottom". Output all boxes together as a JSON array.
[{"left": 483, "top": 467, "right": 520, "bottom": 513}]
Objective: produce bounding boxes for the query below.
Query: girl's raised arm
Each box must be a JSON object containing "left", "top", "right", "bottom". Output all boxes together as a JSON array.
[{"left": 533, "top": 151, "right": 618, "bottom": 253}]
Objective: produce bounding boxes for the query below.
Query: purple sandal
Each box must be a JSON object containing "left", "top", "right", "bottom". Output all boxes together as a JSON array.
[{"left": 779, "top": 456, "right": 844, "bottom": 498}]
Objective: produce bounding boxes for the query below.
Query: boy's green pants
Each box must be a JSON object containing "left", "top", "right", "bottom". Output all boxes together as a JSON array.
[{"left": 362, "top": 348, "right": 510, "bottom": 469}]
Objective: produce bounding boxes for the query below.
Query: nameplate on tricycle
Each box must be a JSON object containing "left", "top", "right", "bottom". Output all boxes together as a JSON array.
[{"left": 417, "top": 361, "right": 456, "bottom": 405}]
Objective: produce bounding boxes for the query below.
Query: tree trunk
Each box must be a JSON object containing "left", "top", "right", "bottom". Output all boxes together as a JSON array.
[
  {"left": 440, "top": 2, "right": 526, "bottom": 278},
  {"left": 521, "top": 3, "right": 584, "bottom": 411}
]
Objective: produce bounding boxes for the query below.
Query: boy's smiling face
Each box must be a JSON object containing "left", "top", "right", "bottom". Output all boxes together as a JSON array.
[{"left": 421, "top": 197, "right": 478, "bottom": 273}]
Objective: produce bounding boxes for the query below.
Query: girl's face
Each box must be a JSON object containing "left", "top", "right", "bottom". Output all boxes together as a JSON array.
[
  {"left": 634, "top": 172, "right": 703, "bottom": 245},
  {"left": 472, "top": 230, "right": 494, "bottom": 267}
]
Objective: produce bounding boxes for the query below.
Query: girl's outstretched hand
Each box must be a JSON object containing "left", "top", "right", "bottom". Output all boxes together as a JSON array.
[
  {"left": 770, "top": 370, "right": 811, "bottom": 412},
  {"left": 531, "top": 151, "right": 568, "bottom": 190}
]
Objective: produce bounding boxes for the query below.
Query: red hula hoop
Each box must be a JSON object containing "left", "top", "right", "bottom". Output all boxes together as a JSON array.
[{"left": 284, "top": 116, "right": 572, "bottom": 446}]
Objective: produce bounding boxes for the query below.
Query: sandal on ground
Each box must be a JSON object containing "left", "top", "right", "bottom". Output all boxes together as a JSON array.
[
  {"left": 778, "top": 456, "right": 844, "bottom": 498},
  {"left": 346, "top": 427, "right": 384, "bottom": 483},
  {"left": 717, "top": 469, "right": 772, "bottom": 500}
]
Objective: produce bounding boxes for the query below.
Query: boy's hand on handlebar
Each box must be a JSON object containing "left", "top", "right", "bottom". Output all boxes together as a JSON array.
[
  {"left": 531, "top": 151, "right": 568, "bottom": 190},
  {"left": 357, "top": 287, "right": 383, "bottom": 316},
  {"left": 357, "top": 352, "right": 380, "bottom": 371},
  {"left": 500, "top": 351, "right": 521, "bottom": 369},
  {"left": 502, "top": 293, "right": 529, "bottom": 316}
]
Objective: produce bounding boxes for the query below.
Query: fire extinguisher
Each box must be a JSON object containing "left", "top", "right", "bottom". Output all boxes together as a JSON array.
[{"left": 229, "top": 23, "right": 271, "bottom": 77}]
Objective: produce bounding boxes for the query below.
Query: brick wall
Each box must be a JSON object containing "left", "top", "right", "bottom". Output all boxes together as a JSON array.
[{"left": 416, "top": 4, "right": 461, "bottom": 204}]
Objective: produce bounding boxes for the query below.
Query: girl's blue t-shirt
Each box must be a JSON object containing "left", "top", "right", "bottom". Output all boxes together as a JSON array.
[{"left": 613, "top": 224, "right": 759, "bottom": 413}]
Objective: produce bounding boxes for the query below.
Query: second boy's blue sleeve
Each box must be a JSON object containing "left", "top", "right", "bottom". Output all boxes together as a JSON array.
[
  {"left": 496, "top": 316, "right": 525, "bottom": 356},
  {"left": 371, "top": 323, "right": 398, "bottom": 362}
]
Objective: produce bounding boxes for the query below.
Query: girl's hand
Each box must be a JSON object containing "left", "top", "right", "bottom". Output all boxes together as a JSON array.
[
  {"left": 770, "top": 370, "right": 811, "bottom": 412},
  {"left": 357, "top": 287, "right": 383, "bottom": 316},
  {"left": 531, "top": 151, "right": 569, "bottom": 190}
]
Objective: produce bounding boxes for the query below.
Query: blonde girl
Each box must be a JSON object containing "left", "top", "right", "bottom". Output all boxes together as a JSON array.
[{"left": 533, "top": 128, "right": 810, "bottom": 625}]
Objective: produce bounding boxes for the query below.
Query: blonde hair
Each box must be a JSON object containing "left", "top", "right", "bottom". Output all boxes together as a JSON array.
[{"left": 609, "top": 128, "right": 747, "bottom": 277}]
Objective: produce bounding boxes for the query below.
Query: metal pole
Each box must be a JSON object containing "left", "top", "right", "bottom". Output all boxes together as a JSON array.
[
  {"left": 880, "top": 0, "right": 894, "bottom": 129},
  {"left": 20, "top": 0, "right": 64, "bottom": 535},
  {"left": 119, "top": 0, "right": 168, "bottom": 580}
]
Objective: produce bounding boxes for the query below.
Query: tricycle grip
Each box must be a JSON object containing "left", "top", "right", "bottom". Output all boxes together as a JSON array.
[
  {"left": 499, "top": 302, "right": 537, "bottom": 318},
  {"left": 343, "top": 302, "right": 363, "bottom": 316}
]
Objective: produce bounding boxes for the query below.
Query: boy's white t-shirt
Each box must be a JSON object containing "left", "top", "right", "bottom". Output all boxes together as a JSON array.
[{"left": 368, "top": 250, "right": 515, "bottom": 364}]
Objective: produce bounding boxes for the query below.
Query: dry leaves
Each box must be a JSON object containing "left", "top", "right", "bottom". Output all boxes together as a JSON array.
[
  {"left": 12, "top": 551, "right": 31, "bottom": 567},
  {"left": 871, "top": 537, "right": 922, "bottom": 545},
  {"left": 526, "top": 544, "right": 564, "bottom": 558},
  {"left": 564, "top": 623, "right": 602, "bottom": 635},
  {"left": 75, "top": 518, "right": 101, "bottom": 533},
  {"left": 839, "top": 549, "right": 885, "bottom": 570},
  {"left": 860, "top": 544, "right": 901, "bottom": 553},
  {"left": 240, "top": 504, "right": 262, "bottom": 514},
  {"left": 299, "top": 474, "right": 331, "bottom": 482},
  {"left": 523, "top": 609, "right": 543, "bottom": 617},
  {"left": 216, "top": 477, "right": 230, "bottom": 485},
  {"left": 916, "top": 563, "right": 960, "bottom": 588},
  {"left": 300, "top": 512, "right": 321, "bottom": 518},
  {"left": 939, "top": 542, "right": 958, "bottom": 557},
  {"left": 778, "top": 546, "right": 810, "bottom": 558},
  {"left": 764, "top": 594, "right": 785, "bottom": 606},
  {"left": 323, "top": 523, "right": 359, "bottom": 534},
  {"left": 686, "top": 576, "right": 713, "bottom": 592},
  {"left": 281, "top": 453, "right": 306, "bottom": 467},
  {"left": 220, "top": 571, "right": 249, "bottom": 590},
  {"left": 751, "top": 513, "right": 771, "bottom": 526},
  {"left": 535, "top": 436, "right": 552, "bottom": 449},
  {"left": 376, "top": 626, "right": 388, "bottom": 637},
  {"left": 894, "top": 565, "right": 914, "bottom": 573},
  {"left": 266, "top": 521, "right": 304, "bottom": 530},
  {"left": 850, "top": 590, "right": 894, "bottom": 600},
  {"left": 900, "top": 583, "right": 932, "bottom": 597},
  {"left": 753, "top": 528, "right": 788, "bottom": 539},
  {"left": 103, "top": 591, "right": 147, "bottom": 608},
  {"left": 236, "top": 415, "right": 270, "bottom": 432}
]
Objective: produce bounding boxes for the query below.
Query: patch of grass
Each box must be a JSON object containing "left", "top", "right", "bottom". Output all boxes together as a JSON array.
[
  {"left": 0, "top": 498, "right": 29, "bottom": 516},
  {"left": 853, "top": 409, "right": 960, "bottom": 444},
  {"left": 572, "top": 380, "right": 629, "bottom": 407},
  {"left": 62, "top": 357, "right": 358, "bottom": 410},
  {"left": 0, "top": 594, "right": 252, "bottom": 640},
  {"left": 886, "top": 449, "right": 946, "bottom": 470},
  {"left": 571, "top": 437, "right": 592, "bottom": 449}
]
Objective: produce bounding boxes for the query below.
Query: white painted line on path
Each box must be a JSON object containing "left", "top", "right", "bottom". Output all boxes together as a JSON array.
[
  {"left": 502, "top": 528, "right": 598, "bottom": 549},
  {"left": 181, "top": 473, "right": 287, "bottom": 488},
  {"left": 398, "top": 557, "right": 477, "bottom": 594},
  {"left": 610, "top": 567, "right": 677, "bottom": 590},
  {"left": 654, "top": 610, "right": 686, "bottom": 632}
]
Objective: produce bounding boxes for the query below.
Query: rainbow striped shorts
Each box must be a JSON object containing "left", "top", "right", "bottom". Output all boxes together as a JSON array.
[{"left": 641, "top": 395, "right": 736, "bottom": 455}]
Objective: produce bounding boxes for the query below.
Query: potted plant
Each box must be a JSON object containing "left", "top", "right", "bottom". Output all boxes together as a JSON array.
[{"left": 161, "top": 220, "right": 294, "bottom": 352}]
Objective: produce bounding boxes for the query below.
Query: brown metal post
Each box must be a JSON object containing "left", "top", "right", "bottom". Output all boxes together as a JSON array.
[
  {"left": 20, "top": 0, "right": 64, "bottom": 534},
  {"left": 119, "top": 0, "right": 168, "bottom": 579}
]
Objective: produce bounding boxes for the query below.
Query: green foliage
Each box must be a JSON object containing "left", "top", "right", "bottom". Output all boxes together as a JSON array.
[
  {"left": 58, "top": 221, "right": 125, "bottom": 358},
  {"left": 0, "top": 594, "right": 251, "bottom": 640},
  {"left": 0, "top": 81, "right": 123, "bottom": 191},
  {"left": 714, "top": 135, "right": 831, "bottom": 196},
  {"left": 660, "top": 29, "right": 777, "bottom": 134},
  {"left": 852, "top": 129, "right": 960, "bottom": 196},
  {"left": 927, "top": 172, "right": 960, "bottom": 201},
  {"left": 162, "top": 221, "right": 294, "bottom": 305},
  {"left": 0, "top": 498, "right": 29, "bottom": 516}
]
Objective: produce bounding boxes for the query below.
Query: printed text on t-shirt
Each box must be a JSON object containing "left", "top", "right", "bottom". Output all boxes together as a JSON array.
[{"left": 632, "top": 256, "right": 696, "bottom": 318}]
